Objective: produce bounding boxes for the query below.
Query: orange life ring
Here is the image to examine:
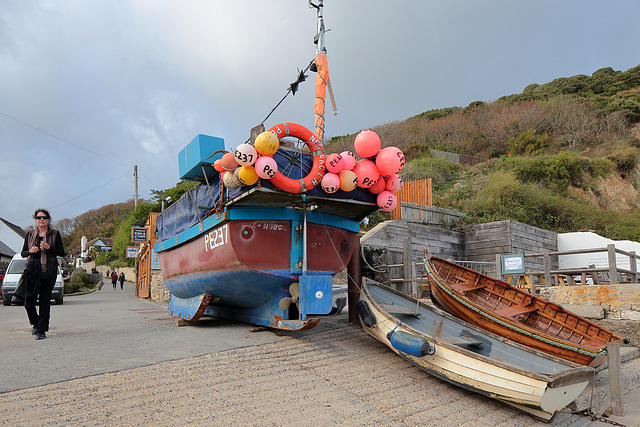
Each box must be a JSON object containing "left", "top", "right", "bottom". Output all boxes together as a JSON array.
[{"left": 267, "top": 123, "right": 326, "bottom": 193}]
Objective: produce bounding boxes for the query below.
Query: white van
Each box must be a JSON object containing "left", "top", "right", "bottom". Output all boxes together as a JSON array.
[{"left": 1, "top": 254, "right": 64, "bottom": 306}]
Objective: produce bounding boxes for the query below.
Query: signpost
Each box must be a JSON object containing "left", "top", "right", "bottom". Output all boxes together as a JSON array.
[
  {"left": 126, "top": 246, "right": 139, "bottom": 258},
  {"left": 132, "top": 227, "right": 148, "bottom": 243}
]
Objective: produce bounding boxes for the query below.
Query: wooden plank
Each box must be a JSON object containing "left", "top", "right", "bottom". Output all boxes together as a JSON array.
[{"left": 608, "top": 340, "right": 624, "bottom": 416}]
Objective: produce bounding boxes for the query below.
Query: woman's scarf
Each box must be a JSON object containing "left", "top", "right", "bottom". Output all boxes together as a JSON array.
[{"left": 28, "top": 226, "right": 52, "bottom": 266}]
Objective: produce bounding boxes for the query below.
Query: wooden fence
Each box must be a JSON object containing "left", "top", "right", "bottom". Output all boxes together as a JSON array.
[
  {"left": 390, "top": 178, "right": 432, "bottom": 220},
  {"left": 501, "top": 244, "right": 640, "bottom": 293},
  {"left": 383, "top": 243, "right": 640, "bottom": 297}
]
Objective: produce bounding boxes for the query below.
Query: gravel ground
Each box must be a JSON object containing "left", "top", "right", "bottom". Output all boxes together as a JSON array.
[
  {"left": 1, "top": 315, "right": 639, "bottom": 426},
  {"left": 593, "top": 319, "right": 640, "bottom": 347}
]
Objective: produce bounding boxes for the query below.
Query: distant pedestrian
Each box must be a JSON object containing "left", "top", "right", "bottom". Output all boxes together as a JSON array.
[
  {"left": 119, "top": 272, "right": 125, "bottom": 290},
  {"left": 361, "top": 216, "right": 369, "bottom": 230},
  {"left": 111, "top": 271, "right": 118, "bottom": 290},
  {"left": 106, "top": 269, "right": 110, "bottom": 278}
]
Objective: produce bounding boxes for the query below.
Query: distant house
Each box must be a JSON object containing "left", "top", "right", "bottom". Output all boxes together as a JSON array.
[
  {"left": 71, "top": 236, "right": 114, "bottom": 269},
  {"left": 85, "top": 237, "right": 113, "bottom": 254},
  {"left": 0, "top": 217, "right": 27, "bottom": 264}
]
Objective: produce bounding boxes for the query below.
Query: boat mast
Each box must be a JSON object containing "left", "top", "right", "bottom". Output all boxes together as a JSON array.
[
  {"left": 310, "top": 0, "right": 329, "bottom": 141},
  {"left": 312, "top": 0, "right": 326, "bottom": 54},
  {"left": 303, "top": 1, "right": 327, "bottom": 276}
]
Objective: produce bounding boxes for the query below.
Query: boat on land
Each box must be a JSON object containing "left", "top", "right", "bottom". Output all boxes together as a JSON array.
[
  {"left": 357, "top": 279, "right": 595, "bottom": 422},
  {"left": 424, "top": 253, "right": 626, "bottom": 366},
  {"left": 154, "top": 1, "right": 378, "bottom": 330}
]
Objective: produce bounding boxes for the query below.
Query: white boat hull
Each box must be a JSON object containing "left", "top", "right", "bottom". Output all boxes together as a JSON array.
[{"left": 359, "top": 281, "right": 594, "bottom": 422}]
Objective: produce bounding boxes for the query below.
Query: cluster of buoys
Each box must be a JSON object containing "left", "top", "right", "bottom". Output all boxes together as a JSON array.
[
  {"left": 321, "top": 130, "right": 405, "bottom": 212},
  {"left": 212, "top": 123, "right": 404, "bottom": 212},
  {"left": 212, "top": 132, "right": 280, "bottom": 189}
]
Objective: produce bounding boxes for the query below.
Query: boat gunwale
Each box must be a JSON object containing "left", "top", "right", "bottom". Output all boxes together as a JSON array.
[{"left": 155, "top": 201, "right": 362, "bottom": 253}]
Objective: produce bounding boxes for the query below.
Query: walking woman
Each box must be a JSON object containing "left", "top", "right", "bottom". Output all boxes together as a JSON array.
[
  {"left": 118, "top": 272, "right": 125, "bottom": 290},
  {"left": 21, "top": 209, "right": 65, "bottom": 340}
]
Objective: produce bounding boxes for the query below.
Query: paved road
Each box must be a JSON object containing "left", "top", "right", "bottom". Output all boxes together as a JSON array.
[
  {"left": 1, "top": 281, "right": 639, "bottom": 426},
  {"left": 0, "top": 280, "right": 290, "bottom": 393}
]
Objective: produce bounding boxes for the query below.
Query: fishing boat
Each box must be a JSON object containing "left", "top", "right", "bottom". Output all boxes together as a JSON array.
[
  {"left": 357, "top": 280, "right": 595, "bottom": 422},
  {"left": 424, "top": 253, "right": 626, "bottom": 366},
  {"left": 153, "top": 2, "right": 380, "bottom": 330}
]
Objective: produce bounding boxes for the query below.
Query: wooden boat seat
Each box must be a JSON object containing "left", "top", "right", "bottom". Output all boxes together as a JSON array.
[
  {"left": 381, "top": 304, "right": 420, "bottom": 316},
  {"left": 494, "top": 304, "right": 538, "bottom": 318},
  {"left": 451, "top": 283, "right": 486, "bottom": 295}
]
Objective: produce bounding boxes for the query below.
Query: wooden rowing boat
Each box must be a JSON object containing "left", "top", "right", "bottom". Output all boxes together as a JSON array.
[
  {"left": 424, "top": 253, "right": 626, "bottom": 366},
  {"left": 357, "top": 280, "right": 594, "bottom": 422}
]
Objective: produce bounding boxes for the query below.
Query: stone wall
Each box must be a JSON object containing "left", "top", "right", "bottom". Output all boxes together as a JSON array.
[
  {"left": 539, "top": 284, "right": 640, "bottom": 320},
  {"left": 150, "top": 272, "right": 170, "bottom": 303},
  {"left": 82, "top": 261, "right": 135, "bottom": 282}
]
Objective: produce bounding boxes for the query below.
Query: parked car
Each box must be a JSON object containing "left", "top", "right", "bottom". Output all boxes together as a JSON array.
[{"left": 1, "top": 254, "right": 63, "bottom": 306}]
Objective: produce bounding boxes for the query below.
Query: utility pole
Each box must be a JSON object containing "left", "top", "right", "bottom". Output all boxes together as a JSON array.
[{"left": 134, "top": 165, "right": 138, "bottom": 207}]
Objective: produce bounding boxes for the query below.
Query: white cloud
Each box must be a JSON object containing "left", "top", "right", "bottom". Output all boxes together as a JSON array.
[{"left": 1, "top": 0, "right": 639, "bottom": 228}]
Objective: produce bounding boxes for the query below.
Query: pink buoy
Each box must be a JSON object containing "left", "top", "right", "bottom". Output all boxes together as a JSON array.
[
  {"left": 377, "top": 191, "right": 397, "bottom": 212},
  {"left": 376, "top": 146, "right": 405, "bottom": 175},
  {"left": 340, "top": 151, "right": 358, "bottom": 170},
  {"left": 338, "top": 170, "right": 358, "bottom": 192},
  {"left": 326, "top": 153, "right": 344, "bottom": 173},
  {"left": 385, "top": 174, "right": 403, "bottom": 192},
  {"left": 368, "top": 177, "right": 386, "bottom": 195},
  {"left": 221, "top": 152, "right": 239, "bottom": 171},
  {"left": 354, "top": 130, "right": 381, "bottom": 159},
  {"left": 321, "top": 173, "right": 340, "bottom": 193},
  {"left": 254, "top": 156, "right": 278, "bottom": 179},
  {"left": 234, "top": 143, "right": 258, "bottom": 166},
  {"left": 352, "top": 159, "right": 380, "bottom": 188}
]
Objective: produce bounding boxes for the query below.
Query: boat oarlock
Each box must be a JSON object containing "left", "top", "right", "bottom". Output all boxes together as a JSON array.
[{"left": 267, "top": 122, "right": 326, "bottom": 193}]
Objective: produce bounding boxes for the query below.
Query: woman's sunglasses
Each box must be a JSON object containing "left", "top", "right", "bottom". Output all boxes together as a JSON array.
[{"left": 35, "top": 216, "right": 49, "bottom": 220}]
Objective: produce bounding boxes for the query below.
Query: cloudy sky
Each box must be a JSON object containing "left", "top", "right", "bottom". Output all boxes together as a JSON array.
[{"left": 1, "top": 0, "right": 639, "bottom": 229}]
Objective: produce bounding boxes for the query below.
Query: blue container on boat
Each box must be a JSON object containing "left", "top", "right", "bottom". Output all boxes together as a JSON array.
[{"left": 179, "top": 134, "right": 225, "bottom": 180}]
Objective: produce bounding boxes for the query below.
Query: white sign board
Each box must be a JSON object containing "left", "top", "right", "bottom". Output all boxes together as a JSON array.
[{"left": 126, "top": 246, "right": 139, "bottom": 258}]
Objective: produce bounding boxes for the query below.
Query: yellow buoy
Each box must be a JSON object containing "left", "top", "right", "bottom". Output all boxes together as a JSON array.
[
  {"left": 237, "top": 165, "right": 259, "bottom": 186},
  {"left": 255, "top": 131, "right": 280, "bottom": 156}
]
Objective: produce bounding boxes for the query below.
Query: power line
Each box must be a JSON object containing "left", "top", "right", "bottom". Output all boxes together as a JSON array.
[
  {"left": 0, "top": 110, "right": 132, "bottom": 168},
  {"left": 49, "top": 170, "right": 134, "bottom": 209},
  {"left": 13, "top": 170, "right": 134, "bottom": 224}
]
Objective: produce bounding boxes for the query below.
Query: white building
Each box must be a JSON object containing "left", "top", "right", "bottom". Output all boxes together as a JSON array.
[{"left": 0, "top": 217, "right": 26, "bottom": 263}]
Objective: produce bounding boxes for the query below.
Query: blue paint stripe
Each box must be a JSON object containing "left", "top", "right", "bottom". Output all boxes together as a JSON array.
[{"left": 155, "top": 206, "right": 359, "bottom": 252}]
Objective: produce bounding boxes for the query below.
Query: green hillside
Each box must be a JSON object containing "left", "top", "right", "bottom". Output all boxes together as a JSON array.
[{"left": 326, "top": 64, "right": 640, "bottom": 240}]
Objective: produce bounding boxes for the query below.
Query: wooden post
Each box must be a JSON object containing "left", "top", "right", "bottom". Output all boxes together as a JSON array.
[
  {"left": 411, "top": 261, "right": 418, "bottom": 297},
  {"left": 608, "top": 339, "right": 624, "bottom": 416},
  {"left": 630, "top": 251, "right": 637, "bottom": 283},
  {"left": 607, "top": 244, "right": 618, "bottom": 284},
  {"left": 543, "top": 250, "right": 551, "bottom": 287},
  {"left": 403, "top": 236, "right": 411, "bottom": 294},
  {"left": 495, "top": 254, "right": 502, "bottom": 280},
  {"left": 347, "top": 237, "right": 361, "bottom": 325}
]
